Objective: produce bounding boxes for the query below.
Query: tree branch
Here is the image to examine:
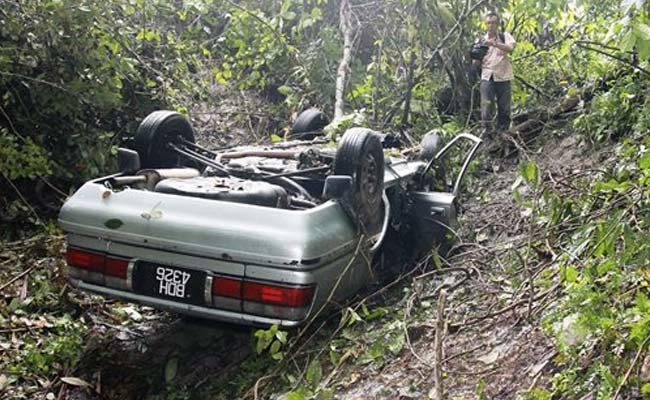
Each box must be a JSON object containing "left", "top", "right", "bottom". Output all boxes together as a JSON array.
[
  {"left": 575, "top": 42, "right": 650, "bottom": 76},
  {"left": 383, "top": 0, "right": 488, "bottom": 126}
]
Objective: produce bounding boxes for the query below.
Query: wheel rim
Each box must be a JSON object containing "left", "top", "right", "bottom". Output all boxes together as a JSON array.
[{"left": 360, "top": 152, "right": 380, "bottom": 208}]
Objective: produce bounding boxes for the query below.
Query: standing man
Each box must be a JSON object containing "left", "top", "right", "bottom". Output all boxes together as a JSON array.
[{"left": 476, "top": 11, "right": 516, "bottom": 135}]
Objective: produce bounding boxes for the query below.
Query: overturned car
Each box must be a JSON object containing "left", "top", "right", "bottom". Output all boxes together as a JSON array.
[{"left": 58, "top": 109, "right": 481, "bottom": 327}]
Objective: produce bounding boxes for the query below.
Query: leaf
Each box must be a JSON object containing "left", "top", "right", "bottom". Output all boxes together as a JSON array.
[
  {"left": 320, "top": 388, "right": 334, "bottom": 400},
  {"left": 306, "top": 358, "right": 322, "bottom": 387},
  {"left": 60, "top": 377, "right": 92, "bottom": 388},
  {"left": 286, "top": 392, "right": 304, "bottom": 400},
  {"left": 277, "top": 85, "right": 294, "bottom": 96},
  {"left": 270, "top": 340, "right": 281, "bottom": 355},
  {"left": 511, "top": 175, "right": 523, "bottom": 191},
  {"left": 144, "top": 30, "right": 157, "bottom": 41},
  {"left": 639, "top": 153, "right": 650, "bottom": 170},
  {"left": 634, "top": 23, "right": 650, "bottom": 40},
  {"left": 329, "top": 350, "right": 340, "bottom": 366},
  {"left": 520, "top": 160, "right": 539, "bottom": 187},
  {"left": 275, "top": 330, "right": 287, "bottom": 344},
  {"left": 165, "top": 357, "right": 178, "bottom": 383},
  {"left": 347, "top": 308, "right": 362, "bottom": 326},
  {"left": 564, "top": 266, "right": 578, "bottom": 284},
  {"left": 432, "top": 249, "right": 443, "bottom": 268},
  {"left": 270, "top": 134, "right": 283, "bottom": 143},
  {"left": 642, "top": 383, "right": 650, "bottom": 395},
  {"left": 388, "top": 334, "right": 405, "bottom": 355},
  {"left": 311, "top": 7, "right": 322, "bottom": 19}
]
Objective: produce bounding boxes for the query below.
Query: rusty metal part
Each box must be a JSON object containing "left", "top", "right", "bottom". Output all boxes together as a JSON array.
[
  {"left": 168, "top": 143, "right": 230, "bottom": 176},
  {"left": 109, "top": 175, "right": 148, "bottom": 187},
  {"left": 113, "top": 168, "right": 200, "bottom": 190},
  {"left": 216, "top": 150, "right": 299, "bottom": 163},
  {"left": 260, "top": 165, "right": 330, "bottom": 181}
]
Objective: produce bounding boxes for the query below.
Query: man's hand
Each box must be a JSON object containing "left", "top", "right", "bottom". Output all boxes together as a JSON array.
[{"left": 486, "top": 38, "right": 514, "bottom": 53}]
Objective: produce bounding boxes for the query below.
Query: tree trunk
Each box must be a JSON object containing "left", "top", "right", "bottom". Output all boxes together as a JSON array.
[{"left": 334, "top": 0, "right": 353, "bottom": 121}]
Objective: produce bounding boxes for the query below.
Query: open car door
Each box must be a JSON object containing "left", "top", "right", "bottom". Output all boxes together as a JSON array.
[{"left": 409, "top": 133, "right": 482, "bottom": 254}]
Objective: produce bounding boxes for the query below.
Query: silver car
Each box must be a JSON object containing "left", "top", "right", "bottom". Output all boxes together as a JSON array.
[{"left": 59, "top": 110, "right": 480, "bottom": 327}]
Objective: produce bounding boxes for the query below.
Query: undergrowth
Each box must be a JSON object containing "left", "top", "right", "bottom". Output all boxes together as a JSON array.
[{"left": 525, "top": 81, "right": 650, "bottom": 397}]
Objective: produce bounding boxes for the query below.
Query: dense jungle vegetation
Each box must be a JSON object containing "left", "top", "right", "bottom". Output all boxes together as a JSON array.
[{"left": 3, "top": 0, "right": 650, "bottom": 399}]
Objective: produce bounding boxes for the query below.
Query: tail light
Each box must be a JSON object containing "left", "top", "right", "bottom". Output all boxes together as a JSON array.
[
  {"left": 211, "top": 275, "right": 316, "bottom": 320},
  {"left": 242, "top": 281, "right": 314, "bottom": 308},
  {"left": 104, "top": 257, "right": 129, "bottom": 278},
  {"left": 67, "top": 248, "right": 104, "bottom": 272},
  {"left": 66, "top": 247, "right": 129, "bottom": 288},
  {"left": 212, "top": 276, "right": 242, "bottom": 299}
]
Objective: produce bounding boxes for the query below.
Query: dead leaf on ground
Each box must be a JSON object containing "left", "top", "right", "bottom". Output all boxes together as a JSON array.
[{"left": 61, "top": 376, "right": 92, "bottom": 388}]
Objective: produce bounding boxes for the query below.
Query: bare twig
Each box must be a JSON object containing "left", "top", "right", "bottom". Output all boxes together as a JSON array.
[
  {"left": 0, "top": 266, "right": 35, "bottom": 292},
  {"left": 612, "top": 334, "right": 650, "bottom": 400},
  {"left": 429, "top": 289, "right": 447, "bottom": 400},
  {"left": 515, "top": 75, "right": 552, "bottom": 99},
  {"left": 451, "top": 282, "right": 561, "bottom": 329}
]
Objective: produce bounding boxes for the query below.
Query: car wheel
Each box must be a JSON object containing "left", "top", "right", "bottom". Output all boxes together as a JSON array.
[
  {"left": 334, "top": 128, "right": 384, "bottom": 233},
  {"left": 419, "top": 132, "right": 450, "bottom": 191},
  {"left": 35, "top": 177, "right": 71, "bottom": 212},
  {"left": 419, "top": 132, "right": 440, "bottom": 161},
  {"left": 133, "top": 111, "right": 196, "bottom": 169},
  {"left": 291, "top": 108, "right": 330, "bottom": 140}
]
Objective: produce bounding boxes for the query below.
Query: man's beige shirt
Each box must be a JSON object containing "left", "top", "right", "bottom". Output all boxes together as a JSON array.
[{"left": 481, "top": 31, "right": 516, "bottom": 82}]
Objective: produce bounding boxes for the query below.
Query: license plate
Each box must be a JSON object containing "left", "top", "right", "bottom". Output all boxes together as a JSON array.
[{"left": 133, "top": 261, "right": 206, "bottom": 306}]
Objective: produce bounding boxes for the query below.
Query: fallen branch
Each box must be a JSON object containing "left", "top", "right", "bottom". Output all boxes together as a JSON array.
[
  {"left": 515, "top": 75, "right": 552, "bottom": 99},
  {"left": 450, "top": 282, "right": 561, "bottom": 330},
  {"left": 0, "top": 265, "right": 36, "bottom": 292}
]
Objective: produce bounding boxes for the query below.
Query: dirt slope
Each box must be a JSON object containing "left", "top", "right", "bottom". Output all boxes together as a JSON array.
[{"left": 328, "top": 133, "right": 613, "bottom": 399}]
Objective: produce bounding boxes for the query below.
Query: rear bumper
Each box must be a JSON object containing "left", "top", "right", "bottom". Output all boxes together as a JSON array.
[{"left": 71, "top": 278, "right": 305, "bottom": 328}]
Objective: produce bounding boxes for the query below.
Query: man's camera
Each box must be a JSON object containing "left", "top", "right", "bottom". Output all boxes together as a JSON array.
[{"left": 470, "top": 40, "right": 489, "bottom": 60}]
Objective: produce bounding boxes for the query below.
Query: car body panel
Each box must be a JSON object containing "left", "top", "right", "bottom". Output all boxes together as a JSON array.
[{"left": 59, "top": 131, "right": 481, "bottom": 327}]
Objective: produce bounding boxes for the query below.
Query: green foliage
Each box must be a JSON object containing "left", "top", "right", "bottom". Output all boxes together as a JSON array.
[
  {"left": 0, "top": 129, "right": 52, "bottom": 180},
  {"left": 573, "top": 75, "right": 649, "bottom": 142},
  {"left": 254, "top": 324, "right": 288, "bottom": 360},
  {"left": 323, "top": 110, "right": 369, "bottom": 138},
  {"left": 0, "top": 0, "right": 215, "bottom": 191},
  {"left": 526, "top": 129, "right": 650, "bottom": 398},
  {"left": 520, "top": 160, "right": 540, "bottom": 189},
  {"left": 8, "top": 315, "right": 85, "bottom": 376}
]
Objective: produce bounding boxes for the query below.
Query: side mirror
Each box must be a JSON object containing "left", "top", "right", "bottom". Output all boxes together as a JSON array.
[
  {"left": 322, "top": 175, "right": 353, "bottom": 200},
  {"left": 118, "top": 148, "right": 141, "bottom": 173}
]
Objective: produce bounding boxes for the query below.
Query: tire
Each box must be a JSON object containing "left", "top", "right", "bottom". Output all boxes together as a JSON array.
[
  {"left": 291, "top": 108, "right": 329, "bottom": 140},
  {"left": 133, "top": 111, "right": 195, "bottom": 169},
  {"left": 35, "top": 177, "right": 71, "bottom": 213},
  {"left": 419, "top": 132, "right": 449, "bottom": 191},
  {"left": 334, "top": 128, "right": 384, "bottom": 233},
  {"left": 419, "top": 132, "right": 440, "bottom": 161}
]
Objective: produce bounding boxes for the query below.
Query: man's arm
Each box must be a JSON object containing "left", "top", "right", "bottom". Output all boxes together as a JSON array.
[
  {"left": 486, "top": 32, "right": 516, "bottom": 53},
  {"left": 486, "top": 38, "right": 514, "bottom": 53}
]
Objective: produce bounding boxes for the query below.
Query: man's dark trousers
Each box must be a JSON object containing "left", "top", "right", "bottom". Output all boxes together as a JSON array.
[{"left": 480, "top": 77, "right": 511, "bottom": 133}]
